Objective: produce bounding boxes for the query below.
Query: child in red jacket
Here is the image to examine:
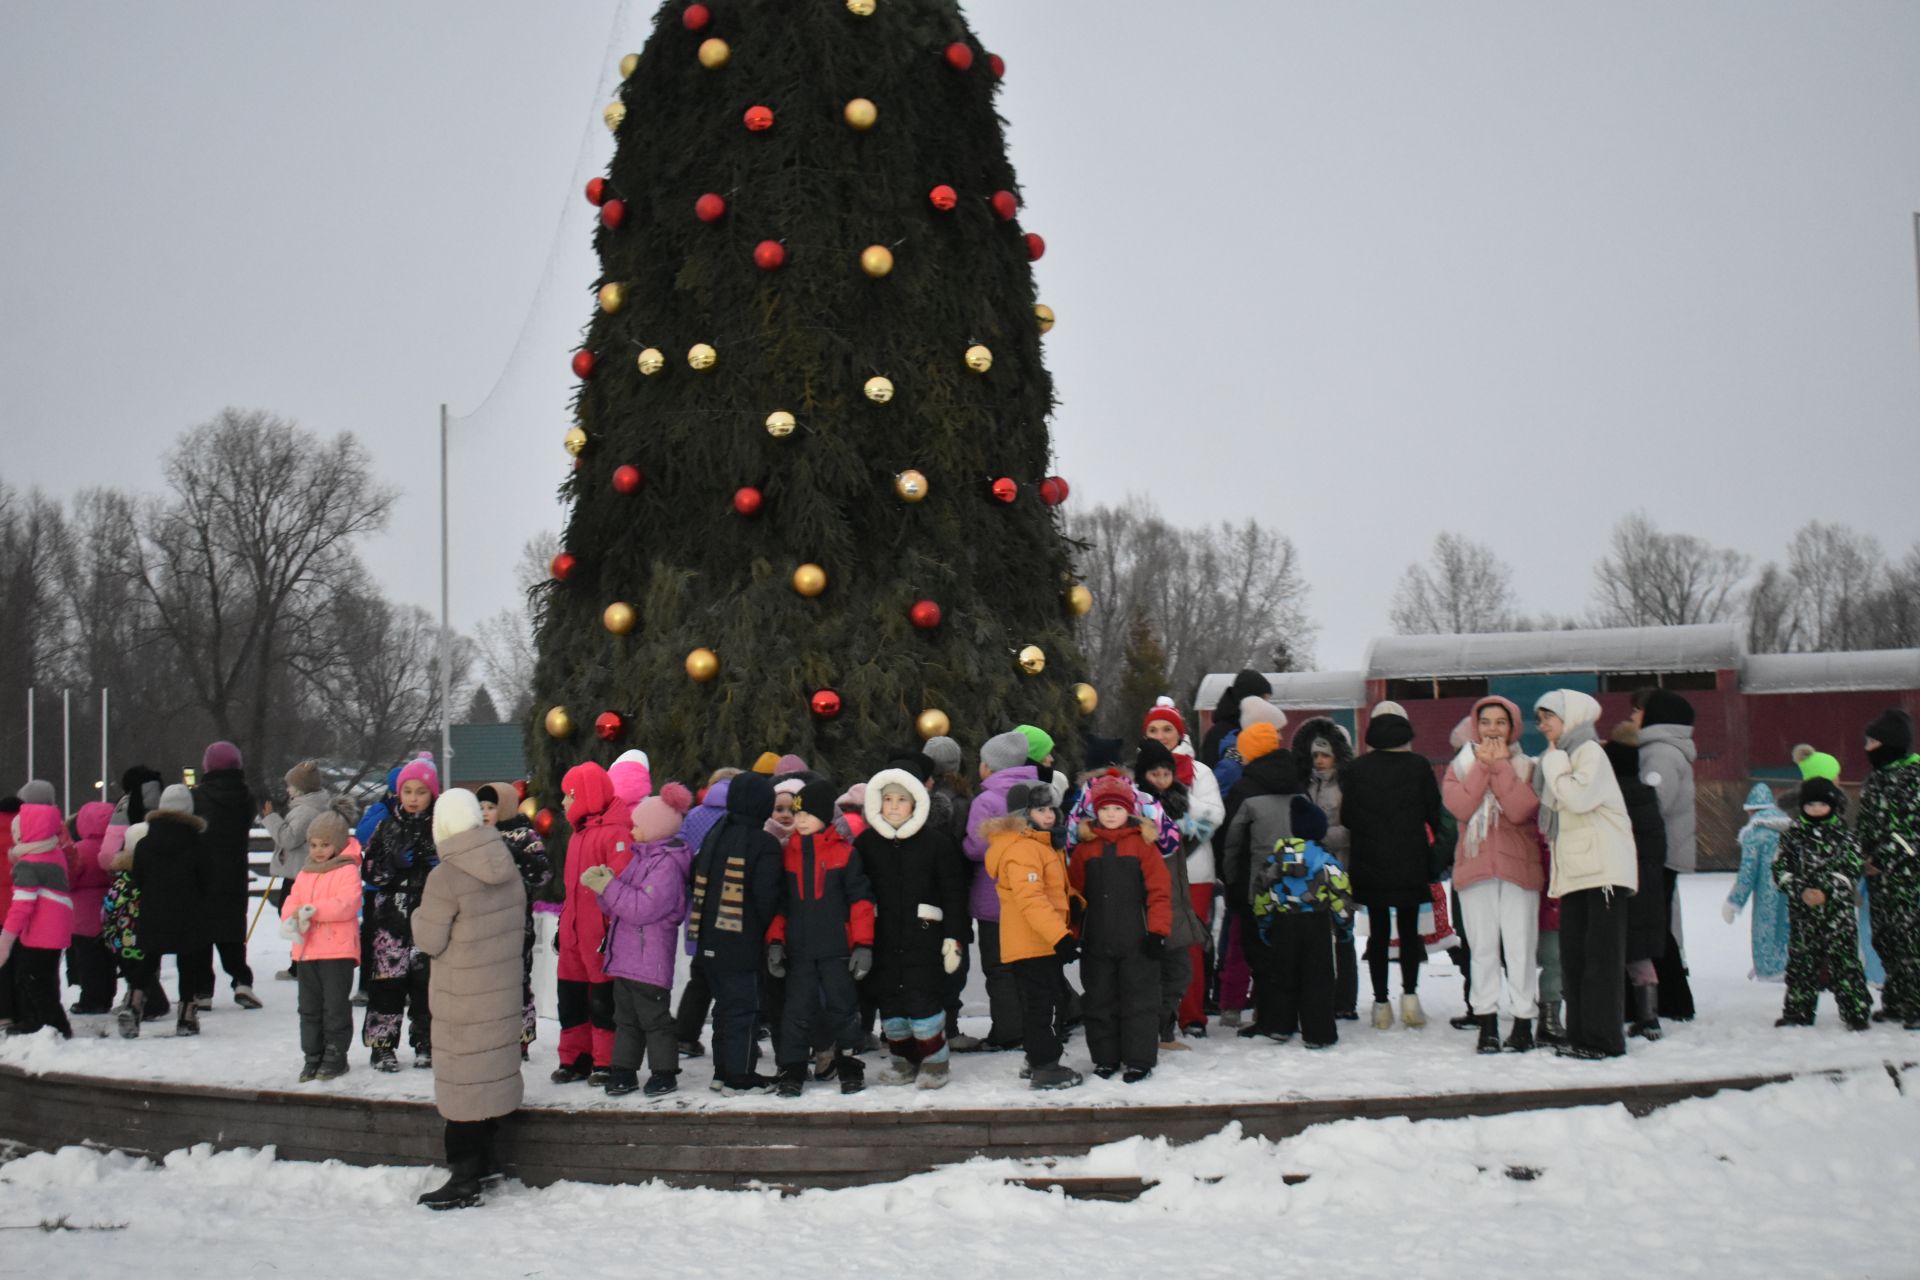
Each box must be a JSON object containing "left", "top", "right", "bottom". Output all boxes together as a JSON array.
[
  {"left": 1069, "top": 775, "right": 1172, "bottom": 1083},
  {"left": 2, "top": 804, "right": 76, "bottom": 1039},
  {"left": 766, "top": 781, "right": 874, "bottom": 1097}
]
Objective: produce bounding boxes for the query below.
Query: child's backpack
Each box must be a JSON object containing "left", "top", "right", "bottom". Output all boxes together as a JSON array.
[
  {"left": 1252, "top": 838, "right": 1351, "bottom": 939},
  {"left": 101, "top": 870, "right": 144, "bottom": 961}
]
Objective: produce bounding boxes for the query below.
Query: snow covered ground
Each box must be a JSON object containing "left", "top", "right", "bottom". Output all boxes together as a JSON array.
[
  {"left": 0, "top": 876, "right": 1907, "bottom": 1111},
  {"left": 3, "top": 874, "right": 1918, "bottom": 1275}
]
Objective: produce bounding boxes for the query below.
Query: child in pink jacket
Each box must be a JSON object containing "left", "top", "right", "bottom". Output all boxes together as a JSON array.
[
  {"left": 281, "top": 811, "right": 363, "bottom": 1080},
  {"left": 2, "top": 804, "right": 76, "bottom": 1039},
  {"left": 66, "top": 801, "right": 117, "bottom": 1014}
]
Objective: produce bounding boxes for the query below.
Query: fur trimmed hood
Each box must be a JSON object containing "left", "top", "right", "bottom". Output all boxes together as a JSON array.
[
  {"left": 862, "top": 768, "right": 930, "bottom": 840},
  {"left": 1291, "top": 716, "right": 1354, "bottom": 776}
]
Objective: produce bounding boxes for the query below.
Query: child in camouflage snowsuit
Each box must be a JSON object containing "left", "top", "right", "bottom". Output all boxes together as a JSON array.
[
  {"left": 1249, "top": 796, "right": 1352, "bottom": 1049},
  {"left": 1859, "top": 709, "right": 1920, "bottom": 1028},
  {"left": 1773, "top": 777, "right": 1869, "bottom": 1030}
]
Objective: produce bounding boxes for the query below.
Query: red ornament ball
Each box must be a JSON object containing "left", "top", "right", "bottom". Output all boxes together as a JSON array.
[
  {"left": 743, "top": 103, "right": 774, "bottom": 132},
  {"left": 612, "top": 464, "right": 643, "bottom": 495},
  {"left": 990, "top": 190, "right": 1018, "bottom": 221},
  {"left": 594, "top": 711, "right": 625, "bottom": 742},
  {"left": 753, "top": 239, "right": 786, "bottom": 270},
  {"left": 599, "top": 199, "right": 626, "bottom": 230},
  {"left": 695, "top": 192, "right": 727, "bottom": 223},
  {"left": 943, "top": 41, "right": 974, "bottom": 71},
  {"left": 514, "top": 780, "right": 529, "bottom": 801},
  {"left": 533, "top": 808, "right": 557, "bottom": 837},
  {"left": 928, "top": 184, "right": 957, "bottom": 211},
  {"left": 909, "top": 599, "right": 943, "bottom": 630},
  {"left": 585, "top": 176, "right": 608, "bottom": 206},
  {"left": 990, "top": 476, "right": 1018, "bottom": 504},
  {"left": 809, "top": 688, "right": 843, "bottom": 720},
  {"left": 571, "top": 349, "right": 596, "bottom": 378},
  {"left": 1024, "top": 232, "right": 1046, "bottom": 261},
  {"left": 682, "top": 3, "right": 710, "bottom": 30},
  {"left": 987, "top": 53, "right": 1005, "bottom": 79},
  {"left": 732, "top": 485, "right": 763, "bottom": 515},
  {"left": 550, "top": 551, "right": 578, "bottom": 582},
  {"left": 1039, "top": 475, "right": 1071, "bottom": 506}
]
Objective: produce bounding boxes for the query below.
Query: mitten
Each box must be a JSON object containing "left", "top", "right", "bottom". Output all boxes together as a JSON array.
[
  {"left": 297, "top": 903, "right": 317, "bottom": 923},
  {"left": 1053, "top": 934, "right": 1080, "bottom": 965},
  {"left": 279, "top": 916, "right": 302, "bottom": 941},
  {"left": 848, "top": 945, "right": 873, "bottom": 981},
  {"left": 1721, "top": 898, "right": 1739, "bottom": 925},
  {"left": 580, "top": 864, "right": 615, "bottom": 894},
  {"left": 941, "top": 937, "right": 961, "bottom": 974},
  {"left": 766, "top": 942, "right": 787, "bottom": 978},
  {"left": 1141, "top": 933, "right": 1167, "bottom": 959}
]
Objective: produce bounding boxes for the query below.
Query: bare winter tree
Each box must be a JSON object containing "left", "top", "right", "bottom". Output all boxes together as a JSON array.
[
  {"left": 1783, "top": 521, "right": 1885, "bottom": 652},
  {"left": 0, "top": 484, "right": 66, "bottom": 784},
  {"left": 474, "top": 531, "right": 557, "bottom": 723},
  {"left": 1744, "top": 562, "right": 1801, "bottom": 655},
  {"left": 1591, "top": 512, "right": 1749, "bottom": 627},
  {"left": 1389, "top": 533, "right": 1518, "bottom": 634},
  {"left": 1857, "top": 544, "right": 1920, "bottom": 649},
  {"left": 128, "top": 409, "right": 396, "bottom": 789}
]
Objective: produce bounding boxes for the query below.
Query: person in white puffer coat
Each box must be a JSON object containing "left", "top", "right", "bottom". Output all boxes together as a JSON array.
[
  {"left": 1143, "top": 697, "right": 1225, "bottom": 1037},
  {"left": 1533, "top": 689, "right": 1638, "bottom": 1061}
]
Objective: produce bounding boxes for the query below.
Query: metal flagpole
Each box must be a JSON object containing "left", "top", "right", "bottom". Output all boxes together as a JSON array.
[
  {"left": 24, "top": 686, "right": 32, "bottom": 783},
  {"left": 62, "top": 689, "right": 71, "bottom": 813},
  {"left": 440, "top": 403, "right": 453, "bottom": 772},
  {"left": 101, "top": 688, "right": 110, "bottom": 801}
]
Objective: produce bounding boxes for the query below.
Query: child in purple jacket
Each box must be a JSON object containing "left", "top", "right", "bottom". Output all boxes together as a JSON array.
[{"left": 582, "top": 784, "right": 693, "bottom": 1098}]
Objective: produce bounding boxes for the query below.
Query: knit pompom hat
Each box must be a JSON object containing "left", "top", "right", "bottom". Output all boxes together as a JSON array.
[
  {"left": 396, "top": 754, "right": 441, "bottom": 798},
  {"left": 1238, "top": 721, "right": 1281, "bottom": 762},
  {"left": 433, "top": 788, "right": 482, "bottom": 842},
  {"left": 307, "top": 810, "right": 351, "bottom": 855},
  {"left": 1086, "top": 773, "right": 1138, "bottom": 816},
  {"left": 284, "top": 759, "right": 324, "bottom": 795},
  {"left": 632, "top": 782, "right": 693, "bottom": 843},
  {"left": 1015, "top": 724, "right": 1055, "bottom": 765},
  {"left": 980, "top": 730, "right": 1032, "bottom": 774},
  {"left": 836, "top": 782, "right": 867, "bottom": 812},
  {"left": 923, "top": 736, "right": 962, "bottom": 776},
  {"left": 609, "top": 749, "right": 654, "bottom": 806},
  {"left": 202, "top": 740, "right": 244, "bottom": 773},
  {"left": 774, "top": 754, "right": 811, "bottom": 777},
  {"left": 1239, "top": 696, "right": 1287, "bottom": 733},
  {"left": 1143, "top": 696, "right": 1186, "bottom": 740},
  {"left": 793, "top": 779, "right": 839, "bottom": 824}
]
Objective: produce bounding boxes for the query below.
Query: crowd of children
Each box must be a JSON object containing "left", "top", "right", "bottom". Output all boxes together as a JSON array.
[{"left": 3, "top": 700, "right": 1916, "bottom": 1207}]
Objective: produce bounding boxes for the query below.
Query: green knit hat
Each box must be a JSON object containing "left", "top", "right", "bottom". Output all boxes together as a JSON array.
[
  {"left": 1015, "top": 723, "right": 1055, "bottom": 765},
  {"left": 1793, "top": 744, "right": 1842, "bottom": 782}
]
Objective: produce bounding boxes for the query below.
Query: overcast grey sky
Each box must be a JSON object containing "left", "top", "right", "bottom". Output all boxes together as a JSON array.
[{"left": 3, "top": 1, "right": 1917, "bottom": 674}]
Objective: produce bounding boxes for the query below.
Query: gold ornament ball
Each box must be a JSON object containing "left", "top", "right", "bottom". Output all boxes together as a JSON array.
[
  {"left": 859, "top": 244, "right": 894, "bottom": 278},
  {"left": 1072, "top": 683, "right": 1099, "bottom": 716},
  {"left": 792, "top": 563, "right": 828, "bottom": 597},
  {"left": 1034, "top": 303, "right": 1056, "bottom": 333},
  {"left": 603, "top": 102, "right": 626, "bottom": 132},
  {"left": 1017, "top": 644, "right": 1047, "bottom": 675},
  {"left": 965, "top": 344, "right": 993, "bottom": 373},
  {"left": 766, "top": 409, "right": 797, "bottom": 438},
  {"left": 697, "top": 37, "right": 731, "bottom": 69},
  {"left": 916, "top": 708, "right": 951, "bottom": 740},
  {"left": 597, "top": 282, "right": 626, "bottom": 313},
  {"left": 688, "top": 342, "right": 718, "bottom": 370},
  {"left": 563, "top": 426, "right": 588, "bottom": 457},
  {"left": 1066, "top": 584, "right": 1093, "bottom": 616},
  {"left": 894, "top": 469, "right": 928, "bottom": 502},
  {"left": 619, "top": 52, "right": 640, "bottom": 78},
  {"left": 843, "top": 98, "right": 878, "bottom": 130},
  {"left": 863, "top": 375, "right": 894, "bottom": 403},
  {"left": 846, "top": 0, "right": 876, "bottom": 13},
  {"left": 518, "top": 797, "right": 538, "bottom": 820},
  {"left": 636, "top": 347, "right": 665, "bottom": 376},
  {"left": 544, "top": 705, "right": 574, "bottom": 738},
  {"left": 602, "top": 601, "right": 638, "bottom": 635},
  {"left": 685, "top": 647, "right": 720, "bottom": 682}
]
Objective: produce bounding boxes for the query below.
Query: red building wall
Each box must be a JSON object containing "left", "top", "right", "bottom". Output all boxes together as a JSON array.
[{"left": 1746, "top": 690, "right": 1920, "bottom": 780}]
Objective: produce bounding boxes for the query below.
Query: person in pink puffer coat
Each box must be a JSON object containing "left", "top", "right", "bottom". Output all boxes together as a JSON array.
[
  {"left": 3, "top": 804, "right": 76, "bottom": 1038},
  {"left": 281, "top": 811, "right": 363, "bottom": 1081},
  {"left": 66, "top": 801, "right": 118, "bottom": 1013}
]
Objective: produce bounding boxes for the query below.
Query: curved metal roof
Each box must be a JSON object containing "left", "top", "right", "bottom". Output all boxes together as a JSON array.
[
  {"left": 1193, "top": 670, "right": 1367, "bottom": 712},
  {"left": 1364, "top": 623, "right": 1743, "bottom": 679},
  {"left": 1741, "top": 649, "right": 1920, "bottom": 694}
]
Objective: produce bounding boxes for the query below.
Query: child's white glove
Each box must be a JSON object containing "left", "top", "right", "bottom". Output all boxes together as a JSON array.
[
  {"left": 1721, "top": 899, "right": 1739, "bottom": 925},
  {"left": 279, "top": 916, "right": 303, "bottom": 941},
  {"left": 580, "top": 865, "right": 615, "bottom": 894},
  {"left": 941, "top": 937, "right": 961, "bottom": 974},
  {"left": 297, "top": 904, "right": 317, "bottom": 924}
]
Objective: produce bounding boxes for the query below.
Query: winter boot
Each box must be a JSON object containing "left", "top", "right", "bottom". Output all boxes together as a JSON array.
[
  {"left": 587, "top": 1067, "right": 611, "bottom": 1088},
  {"left": 1629, "top": 986, "right": 1663, "bottom": 1042},
  {"left": 175, "top": 998, "right": 200, "bottom": 1037},
  {"left": 414, "top": 1049, "right": 434, "bottom": 1070},
  {"left": 417, "top": 1162, "right": 484, "bottom": 1211},
  {"left": 1219, "top": 1009, "right": 1244, "bottom": 1029},
  {"left": 1476, "top": 1014, "right": 1502, "bottom": 1055},
  {"left": 774, "top": 1064, "right": 807, "bottom": 1098},
  {"left": 549, "top": 1054, "right": 593, "bottom": 1084},
  {"left": 642, "top": 1070, "right": 679, "bottom": 1097},
  {"left": 194, "top": 995, "right": 213, "bottom": 1012},
  {"left": 601, "top": 1067, "right": 640, "bottom": 1097},
  {"left": 1121, "top": 1066, "right": 1153, "bottom": 1085},
  {"left": 876, "top": 1056, "right": 919, "bottom": 1087},
  {"left": 299, "top": 1058, "right": 321, "bottom": 1083},
  {"left": 1092, "top": 1064, "right": 1119, "bottom": 1079},
  {"left": 1504, "top": 1017, "right": 1534, "bottom": 1053},
  {"left": 317, "top": 1056, "right": 349, "bottom": 1081},
  {"left": 947, "top": 1032, "right": 985, "bottom": 1052},
  {"left": 712, "top": 1072, "right": 777, "bottom": 1095},
  {"left": 837, "top": 1052, "right": 867, "bottom": 1096},
  {"left": 1371, "top": 1002, "right": 1394, "bottom": 1030},
  {"left": 1182, "top": 1022, "right": 1209, "bottom": 1039},
  {"left": 678, "top": 1038, "right": 705, "bottom": 1058},
  {"left": 116, "top": 990, "right": 145, "bottom": 1040},
  {"left": 813, "top": 1048, "right": 839, "bottom": 1081},
  {"left": 233, "top": 985, "right": 263, "bottom": 1010},
  {"left": 371, "top": 1047, "right": 401, "bottom": 1073},
  {"left": 1555, "top": 1041, "right": 1612, "bottom": 1061},
  {"left": 1774, "top": 1014, "right": 1813, "bottom": 1028},
  {"left": 1029, "top": 1062, "right": 1084, "bottom": 1091},
  {"left": 1400, "top": 994, "right": 1427, "bottom": 1028},
  {"left": 914, "top": 1059, "right": 949, "bottom": 1091},
  {"left": 1537, "top": 1001, "right": 1567, "bottom": 1046}
]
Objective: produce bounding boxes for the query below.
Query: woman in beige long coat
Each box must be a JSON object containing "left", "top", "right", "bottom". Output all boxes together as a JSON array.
[{"left": 410, "top": 789, "right": 526, "bottom": 1210}]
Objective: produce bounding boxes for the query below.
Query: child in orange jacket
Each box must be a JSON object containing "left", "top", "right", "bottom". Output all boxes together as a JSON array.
[
  {"left": 987, "top": 781, "right": 1084, "bottom": 1090},
  {"left": 281, "top": 811, "right": 363, "bottom": 1081},
  {"left": 1069, "top": 775, "right": 1173, "bottom": 1083}
]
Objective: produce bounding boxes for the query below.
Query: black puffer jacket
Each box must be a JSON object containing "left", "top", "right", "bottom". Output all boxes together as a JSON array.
[
  {"left": 1339, "top": 750, "right": 1442, "bottom": 902},
  {"left": 688, "top": 774, "right": 783, "bottom": 972},
  {"left": 131, "top": 809, "right": 210, "bottom": 955},
  {"left": 192, "top": 769, "right": 256, "bottom": 943},
  {"left": 856, "top": 771, "right": 969, "bottom": 999},
  {"left": 1606, "top": 741, "right": 1667, "bottom": 963}
]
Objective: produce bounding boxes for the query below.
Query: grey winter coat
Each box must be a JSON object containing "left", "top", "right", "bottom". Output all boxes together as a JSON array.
[
  {"left": 1221, "top": 797, "right": 1303, "bottom": 910},
  {"left": 412, "top": 824, "right": 527, "bottom": 1123},
  {"left": 263, "top": 787, "right": 345, "bottom": 880},
  {"left": 1638, "top": 724, "right": 1698, "bottom": 873}
]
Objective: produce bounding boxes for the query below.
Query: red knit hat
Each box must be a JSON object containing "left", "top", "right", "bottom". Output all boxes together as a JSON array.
[
  {"left": 1086, "top": 772, "right": 1138, "bottom": 816},
  {"left": 1142, "top": 696, "right": 1186, "bottom": 740}
]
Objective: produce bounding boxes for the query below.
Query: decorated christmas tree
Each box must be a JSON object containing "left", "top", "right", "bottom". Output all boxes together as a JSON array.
[{"left": 527, "top": 0, "right": 1093, "bottom": 807}]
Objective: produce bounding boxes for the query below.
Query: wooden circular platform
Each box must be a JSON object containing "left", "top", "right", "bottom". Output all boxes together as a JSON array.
[{"left": 0, "top": 1060, "right": 1818, "bottom": 1191}]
